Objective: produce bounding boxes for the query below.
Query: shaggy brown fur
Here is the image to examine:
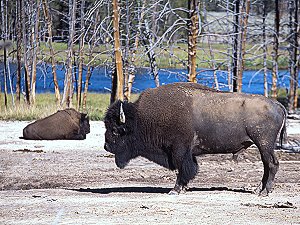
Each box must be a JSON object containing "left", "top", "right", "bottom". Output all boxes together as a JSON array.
[
  {"left": 104, "top": 82, "right": 286, "bottom": 195},
  {"left": 22, "top": 108, "right": 90, "bottom": 140}
]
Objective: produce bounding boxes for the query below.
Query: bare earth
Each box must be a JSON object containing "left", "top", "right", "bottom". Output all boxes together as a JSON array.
[{"left": 0, "top": 120, "right": 300, "bottom": 225}]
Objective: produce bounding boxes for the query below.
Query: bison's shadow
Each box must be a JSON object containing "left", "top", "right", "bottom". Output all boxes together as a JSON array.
[{"left": 69, "top": 186, "right": 252, "bottom": 194}]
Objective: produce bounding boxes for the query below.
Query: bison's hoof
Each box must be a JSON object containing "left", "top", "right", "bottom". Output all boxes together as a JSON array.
[
  {"left": 253, "top": 183, "right": 269, "bottom": 197},
  {"left": 168, "top": 185, "right": 189, "bottom": 195},
  {"left": 258, "top": 189, "right": 269, "bottom": 197},
  {"left": 168, "top": 190, "right": 180, "bottom": 195},
  {"left": 253, "top": 183, "right": 262, "bottom": 195}
]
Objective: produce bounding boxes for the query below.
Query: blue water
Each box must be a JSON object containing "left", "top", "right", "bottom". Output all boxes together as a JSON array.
[{"left": 0, "top": 63, "right": 297, "bottom": 95}]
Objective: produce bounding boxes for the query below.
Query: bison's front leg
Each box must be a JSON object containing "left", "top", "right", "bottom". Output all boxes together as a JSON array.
[
  {"left": 168, "top": 150, "right": 198, "bottom": 195},
  {"left": 168, "top": 175, "right": 189, "bottom": 195}
]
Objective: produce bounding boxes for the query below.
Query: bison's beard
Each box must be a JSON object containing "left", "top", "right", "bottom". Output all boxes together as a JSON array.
[{"left": 115, "top": 154, "right": 130, "bottom": 169}]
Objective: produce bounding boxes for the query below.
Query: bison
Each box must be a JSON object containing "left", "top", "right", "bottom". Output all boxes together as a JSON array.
[
  {"left": 22, "top": 108, "right": 90, "bottom": 140},
  {"left": 104, "top": 82, "right": 286, "bottom": 195}
]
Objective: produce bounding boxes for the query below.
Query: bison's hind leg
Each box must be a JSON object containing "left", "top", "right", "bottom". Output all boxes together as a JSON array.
[
  {"left": 169, "top": 150, "right": 198, "bottom": 195},
  {"left": 254, "top": 142, "right": 279, "bottom": 196}
]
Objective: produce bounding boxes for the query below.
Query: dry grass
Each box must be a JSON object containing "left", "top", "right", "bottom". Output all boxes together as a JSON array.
[{"left": 0, "top": 93, "right": 140, "bottom": 121}]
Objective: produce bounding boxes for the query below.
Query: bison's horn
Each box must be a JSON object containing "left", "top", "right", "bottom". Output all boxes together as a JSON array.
[{"left": 120, "top": 102, "right": 126, "bottom": 123}]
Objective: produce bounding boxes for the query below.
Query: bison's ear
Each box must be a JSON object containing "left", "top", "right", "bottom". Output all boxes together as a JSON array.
[{"left": 81, "top": 113, "right": 88, "bottom": 120}]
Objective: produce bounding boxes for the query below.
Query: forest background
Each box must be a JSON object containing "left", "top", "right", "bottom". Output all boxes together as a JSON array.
[{"left": 0, "top": 0, "right": 299, "bottom": 120}]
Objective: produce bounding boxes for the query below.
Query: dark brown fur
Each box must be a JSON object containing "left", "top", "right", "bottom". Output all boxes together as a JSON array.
[
  {"left": 104, "top": 82, "right": 286, "bottom": 195},
  {"left": 22, "top": 108, "right": 90, "bottom": 140}
]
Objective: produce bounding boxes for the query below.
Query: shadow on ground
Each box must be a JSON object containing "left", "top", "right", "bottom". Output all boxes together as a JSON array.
[{"left": 69, "top": 186, "right": 253, "bottom": 194}]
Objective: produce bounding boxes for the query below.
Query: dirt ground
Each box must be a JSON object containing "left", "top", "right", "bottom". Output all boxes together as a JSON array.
[{"left": 0, "top": 120, "right": 300, "bottom": 225}]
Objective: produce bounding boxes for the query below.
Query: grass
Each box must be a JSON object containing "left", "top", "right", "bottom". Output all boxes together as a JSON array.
[
  {"left": 83, "top": 93, "right": 115, "bottom": 120},
  {"left": 0, "top": 93, "right": 57, "bottom": 120},
  {"left": 83, "top": 93, "right": 139, "bottom": 120},
  {"left": 276, "top": 88, "right": 300, "bottom": 97},
  {"left": 0, "top": 89, "right": 295, "bottom": 121},
  {"left": 0, "top": 93, "right": 140, "bottom": 121}
]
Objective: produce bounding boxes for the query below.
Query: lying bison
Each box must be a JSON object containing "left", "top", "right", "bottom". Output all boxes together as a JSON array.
[
  {"left": 22, "top": 108, "right": 90, "bottom": 140},
  {"left": 104, "top": 82, "right": 286, "bottom": 195}
]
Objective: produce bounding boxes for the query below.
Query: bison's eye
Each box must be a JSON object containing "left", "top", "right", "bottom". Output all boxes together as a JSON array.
[
  {"left": 112, "top": 126, "right": 126, "bottom": 136},
  {"left": 112, "top": 127, "right": 119, "bottom": 136}
]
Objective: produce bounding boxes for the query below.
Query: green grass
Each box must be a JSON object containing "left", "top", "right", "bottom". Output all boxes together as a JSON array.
[
  {"left": 276, "top": 88, "right": 300, "bottom": 98},
  {"left": 0, "top": 93, "right": 57, "bottom": 120},
  {"left": 0, "top": 93, "right": 139, "bottom": 121},
  {"left": 83, "top": 93, "right": 111, "bottom": 120},
  {"left": 1, "top": 89, "right": 296, "bottom": 121},
  {"left": 83, "top": 93, "right": 139, "bottom": 120}
]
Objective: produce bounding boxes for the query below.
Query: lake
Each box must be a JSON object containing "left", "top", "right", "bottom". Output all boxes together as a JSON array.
[{"left": 0, "top": 63, "right": 298, "bottom": 95}]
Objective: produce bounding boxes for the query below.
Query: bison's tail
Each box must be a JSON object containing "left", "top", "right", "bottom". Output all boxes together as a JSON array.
[
  {"left": 279, "top": 117, "right": 287, "bottom": 148},
  {"left": 278, "top": 102, "right": 288, "bottom": 148}
]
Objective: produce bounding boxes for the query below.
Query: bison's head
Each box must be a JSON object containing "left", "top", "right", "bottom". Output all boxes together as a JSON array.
[
  {"left": 104, "top": 100, "right": 137, "bottom": 169},
  {"left": 80, "top": 113, "right": 90, "bottom": 134}
]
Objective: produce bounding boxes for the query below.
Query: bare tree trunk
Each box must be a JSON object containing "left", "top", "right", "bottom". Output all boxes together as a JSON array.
[
  {"left": 294, "top": 0, "right": 299, "bottom": 110},
  {"left": 188, "top": 0, "right": 199, "bottom": 83},
  {"left": 150, "top": 0, "right": 158, "bottom": 35},
  {"left": 292, "top": 0, "right": 298, "bottom": 110},
  {"left": 16, "top": 0, "right": 22, "bottom": 104},
  {"left": 82, "top": 64, "right": 92, "bottom": 111},
  {"left": 110, "top": 67, "right": 118, "bottom": 105},
  {"left": 124, "top": 0, "right": 145, "bottom": 101},
  {"left": 123, "top": 0, "right": 130, "bottom": 101},
  {"left": 82, "top": 9, "right": 100, "bottom": 111},
  {"left": 271, "top": 0, "right": 280, "bottom": 99},
  {"left": 7, "top": 54, "right": 14, "bottom": 106},
  {"left": 232, "top": 0, "right": 240, "bottom": 92},
  {"left": 226, "top": 0, "right": 232, "bottom": 91},
  {"left": 82, "top": 63, "right": 92, "bottom": 111},
  {"left": 1, "top": 0, "right": 8, "bottom": 108},
  {"left": 204, "top": 1, "right": 218, "bottom": 90},
  {"left": 0, "top": 0, "right": 2, "bottom": 110},
  {"left": 112, "top": 0, "right": 124, "bottom": 102},
  {"left": 62, "top": 0, "right": 76, "bottom": 108},
  {"left": 0, "top": 48, "right": 14, "bottom": 107},
  {"left": 1, "top": 0, "right": 14, "bottom": 106},
  {"left": 30, "top": 0, "right": 40, "bottom": 105},
  {"left": 0, "top": 0, "right": 2, "bottom": 38},
  {"left": 143, "top": 19, "right": 160, "bottom": 87},
  {"left": 22, "top": 0, "right": 31, "bottom": 105},
  {"left": 236, "top": 0, "right": 250, "bottom": 93},
  {"left": 288, "top": 0, "right": 299, "bottom": 112},
  {"left": 77, "top": 0, "right": 85, "bottom": 110},
  {"left": 2, "top": 43, "right": 8, "bottom": 108},
  {"left": 262, "top": 0, "right": 268, "bottom": 97},
  {"left": 42, "top": 0, "right": 60, "bottom": 105}
]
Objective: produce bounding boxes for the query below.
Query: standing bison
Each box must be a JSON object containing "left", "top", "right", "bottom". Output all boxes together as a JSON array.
[
  {"left": 22, "top": 108, "right": 90, "bottom": 140},
  {"left": 104, "top": 82, "right": 286, "bottom": 195}
]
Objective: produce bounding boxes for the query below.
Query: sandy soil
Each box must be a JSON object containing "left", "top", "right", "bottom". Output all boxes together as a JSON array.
[{"left": 0, "top": 120, "right": 300, "bottom": 225}]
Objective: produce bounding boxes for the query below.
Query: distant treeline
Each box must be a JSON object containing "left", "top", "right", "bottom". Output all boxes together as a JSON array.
[{"left": 0, "top": 0, "right": 299, "bottom": 113}]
